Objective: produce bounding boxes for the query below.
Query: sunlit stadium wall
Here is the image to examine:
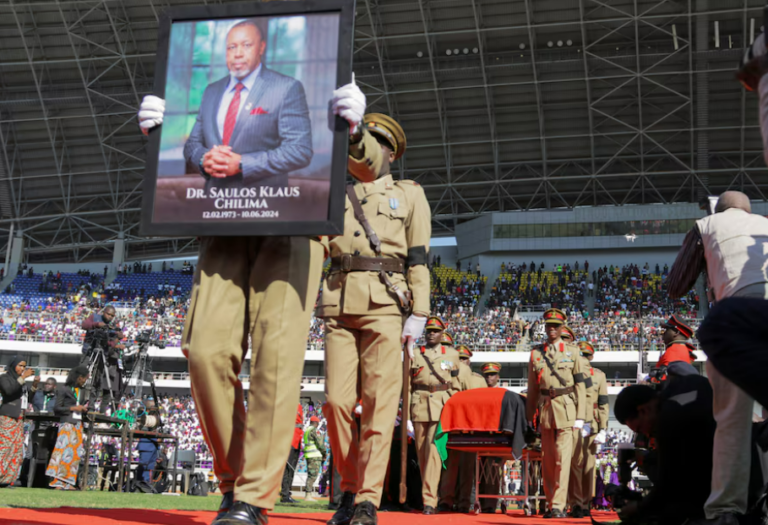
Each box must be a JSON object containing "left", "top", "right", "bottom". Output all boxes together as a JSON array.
[{"left": 455, "top": 202, "right": 768, "bottom": 272}]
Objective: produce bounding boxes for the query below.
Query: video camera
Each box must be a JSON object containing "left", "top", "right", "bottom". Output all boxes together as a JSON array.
[
  {"left": 135, "top": 328, "right": 166, "bottom": 350},
  {"left": 82, "top": 325, "right": 119, "bottom": 356}
]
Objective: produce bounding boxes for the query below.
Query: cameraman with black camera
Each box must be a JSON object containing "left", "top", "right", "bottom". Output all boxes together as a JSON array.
[
  {"left": 613, "top": 372, "right": 716, "bottom": 525},
  {"left": 81, "top": 306, "right": 125, "bottom": 413}
]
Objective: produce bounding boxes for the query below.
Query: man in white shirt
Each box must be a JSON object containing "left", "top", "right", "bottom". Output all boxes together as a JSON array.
[{"left": 668, "top": 191, "right": 768, "bottom": 525}]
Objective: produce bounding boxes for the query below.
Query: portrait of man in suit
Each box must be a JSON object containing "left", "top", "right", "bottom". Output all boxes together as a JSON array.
[{"left": 183, "top": 19, "right": 313, "bottom": 191}]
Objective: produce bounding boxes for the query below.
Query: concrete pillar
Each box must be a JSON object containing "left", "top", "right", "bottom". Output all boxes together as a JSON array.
[
  {"left": 111, "top": 234, "right": 125, "bottom": 279},
  {"left": 9, "top": 233, "right": 24, "bottom": 278}
]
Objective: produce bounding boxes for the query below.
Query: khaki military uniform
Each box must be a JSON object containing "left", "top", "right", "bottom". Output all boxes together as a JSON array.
[
  {"left": 411, "top": 344, "right": 462, "bottom": 508},
  {"left": 526, "top": 340, "right": 587, "bottom": 511},
  {"left": 183, "top": 235, "right": 325, "bottom": 508},
  {"left": 568, "top": 366, "right": 608, "bottom": 510},
  {"left": 568, "top": 357, "right": 609, "bottom": 511},
  {"left": 318, "top": 129, "right": 431, "bottom": 507},
  {"left": 439, "top": 362, "right": 485, "bottom": 510}
]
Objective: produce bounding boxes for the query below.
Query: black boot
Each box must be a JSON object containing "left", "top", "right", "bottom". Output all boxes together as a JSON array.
[
  {"left": 350, "top": 501, "right": 377, "bottom": 525},
  {"left": 327, "top": 492, "right": 356, "bottom": 525}
]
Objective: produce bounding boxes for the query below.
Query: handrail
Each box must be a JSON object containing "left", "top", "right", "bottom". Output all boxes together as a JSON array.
[{"left": 0, "top": 331, "right": 699, "bottom": 353}]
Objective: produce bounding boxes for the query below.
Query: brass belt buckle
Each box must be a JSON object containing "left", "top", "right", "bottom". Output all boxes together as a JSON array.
[
  {"left": 341, "top": 254, "right": 352, "bottom": 272},
  {"left": 548, "top": 387, "right": 556, "bottom": 398}
]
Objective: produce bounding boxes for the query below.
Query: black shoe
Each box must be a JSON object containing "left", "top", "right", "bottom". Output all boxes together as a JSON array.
[
  {"left": 327, "top": 492, "right": 356, "bottom": 525},
  {"left": 569, "top": 506, "right": 583, "bottom": 518},
  {"left": 543, "top": 509, "right": 566, "bottom": 519},
  {"left": 350, "top": 501, "right": 377, "bottom": 525},
  {"left": 212, "top": 501, "right": 268, "bottom": 525},
  {"left": 215, "top": 492, "right": 236, "bottom": 521},
  {"left": 456, "top": 506, "right": 470, "bottom": 513},
  {"left": 582, "top": 508, "right": 591, "bottom": 517},
  {"left": 280, "top": 496, "right": 297, "bottom": 504},
  {"left": 437, "top": 503, "right": 452, "bottom": 513},
  {"left": 423, "top": 506, "right": 437, "bottom": 515}
]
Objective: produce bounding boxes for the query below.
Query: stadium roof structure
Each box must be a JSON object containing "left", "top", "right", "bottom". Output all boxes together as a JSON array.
[{"left": 1, "top": 0, "right": 767, "bottom": 263}]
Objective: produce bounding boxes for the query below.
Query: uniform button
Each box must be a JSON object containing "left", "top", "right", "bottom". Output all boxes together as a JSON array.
[
  {"left": 354, "top": 250, "right": 360, "bottom": 256},
  {"left": 361, "top": 198, "right": 368, "bottom": 205},
  {"left": 354, "top": 231, "right": 361, "bottom": 237}
]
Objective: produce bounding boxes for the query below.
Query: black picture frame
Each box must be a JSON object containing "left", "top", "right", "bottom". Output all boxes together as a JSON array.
[{"left": 140, "top": 0, "right": 355, "bottom": 237}]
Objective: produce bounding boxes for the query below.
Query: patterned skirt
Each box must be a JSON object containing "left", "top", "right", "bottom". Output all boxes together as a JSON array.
[
  {"left": 46, "top": 422, "right": 84, "bottom": 490},
  {"left": 0, "top": 415, "right": 24, "bottom": 485}
]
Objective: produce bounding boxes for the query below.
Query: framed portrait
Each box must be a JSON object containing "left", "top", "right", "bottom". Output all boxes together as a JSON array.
[{"left": 140, "top": 0, "right": 355, "bottom": 237}]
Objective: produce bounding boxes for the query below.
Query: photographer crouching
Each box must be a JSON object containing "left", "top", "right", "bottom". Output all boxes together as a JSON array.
[
  {"left": 612, "top": 371, "right": 716, "bottom": 525},
  {"left": 81, "top": 306, "right": 125, "bottom": 414}
]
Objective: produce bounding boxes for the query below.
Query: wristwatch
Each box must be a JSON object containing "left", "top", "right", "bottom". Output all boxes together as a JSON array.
[
  {"left": 198, "top": 157, "right": 208, "bottom": 177},
  {"left": 239, "top": 160, "right": 243, "bottom": 175}
]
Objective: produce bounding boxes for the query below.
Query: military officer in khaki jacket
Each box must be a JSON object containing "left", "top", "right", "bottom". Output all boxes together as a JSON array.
[
  {"left": 318, "top": 111, "right": 432, "bottom": 525},
  {"left": 525, "top": 309, "right": 588, "bottom": 518},
  {"left": 438, "top": 345, "right": 485, "bottom": 512},
  {"left": 568, "top": 341, "right": 608, "bottom": 518},
  {"left": 411, "top": 317, "right": 463, "bottom": 515}
]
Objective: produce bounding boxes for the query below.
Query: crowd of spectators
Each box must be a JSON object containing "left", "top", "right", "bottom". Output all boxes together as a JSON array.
[
  {"left": 487, "top": 261, "right": 587, "bottom": 312},
  {"left": 0, "top": 260, "right": 702, "bottom": 351},
  {"left": 593, "top": 263, "right": 699, "bottom": 317}
]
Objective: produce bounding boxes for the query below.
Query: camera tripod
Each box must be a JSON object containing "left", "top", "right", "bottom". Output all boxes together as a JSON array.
[
  {"left": 121, "top": 341, "right": 163, "bottom": 429},
  {"left": 83, "top": 342, "right": 119, "bottom": 415}
]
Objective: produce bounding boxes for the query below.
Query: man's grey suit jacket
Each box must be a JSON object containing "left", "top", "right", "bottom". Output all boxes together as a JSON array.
[{"left": 183, "top": 67, "right": 313, "bottom": 191}]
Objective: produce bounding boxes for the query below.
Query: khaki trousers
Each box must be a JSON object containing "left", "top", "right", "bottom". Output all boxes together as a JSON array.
[
  {"left": 185, "top": 236, "right": 323, "bottom": 509},
  {"left": 568, "top": 429, "right": 596, "bottom": 509},
  {"left": 439, "top": 450, "right": 475, "bottom": 509},
  {"left": 704, "top": 361, "right": 753, "bottom": 518},
  {"left": 541, "top": 427, "right": 573, "bottom": 512},
  {"left": 414, "top": 421, "right": 441, "bottom": 508},
  {"left": 323, "top": 314, "right": 403, "bottom": 507}
]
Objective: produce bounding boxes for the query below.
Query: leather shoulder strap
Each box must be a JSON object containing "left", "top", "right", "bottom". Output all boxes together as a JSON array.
[
  {"left": 421, "top": 350, "right": 449, "bottom": 385},
  {"left": 537, "top": 346, "right": 568, "bottom": 387},
  {"left": 346, "top": 185, "right": 381, "bottom": 255}
]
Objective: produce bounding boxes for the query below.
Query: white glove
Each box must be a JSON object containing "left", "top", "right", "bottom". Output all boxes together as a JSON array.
[
  {"left": 331, "top": 73, "right": 366, "bottom": 135},
  {"left": 407, "top": 420, "right": 414, "bottom": 436},
  {"left": 573, "top": 419, "right": 584, "bottom": 430},
  {"left": 354, "top": 404, "right": 362, "bottom": 416},
  {"left": 581, "top": 422, "right": 591, "bottom": 438},
  {"left": 401, "top": 314, "right": 427, "bottom": 359},
  {"left": 138, "top": 95, "right": 166, "bottom": 135},
  {"left": 594, "top": 430, "right": 607, "bottom": 444}
]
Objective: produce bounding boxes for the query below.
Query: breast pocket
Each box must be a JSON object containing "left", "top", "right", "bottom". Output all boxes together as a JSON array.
[{"left": 377, "top": 202, "right": 405, "bottom": 242}]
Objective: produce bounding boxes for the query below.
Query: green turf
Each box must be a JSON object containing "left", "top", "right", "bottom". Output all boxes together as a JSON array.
[{"left": 0, "top": 488, "right": 331, "bottom": 514}]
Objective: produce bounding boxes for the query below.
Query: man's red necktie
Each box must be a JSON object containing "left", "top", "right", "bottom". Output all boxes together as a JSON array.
[{"left": 222, "top": 82, "right": 245, "bottom": 146}]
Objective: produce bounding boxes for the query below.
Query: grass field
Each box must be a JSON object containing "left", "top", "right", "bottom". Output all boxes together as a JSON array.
[{"left": 0, "top": 488, "right": 331, "bottom": 514}]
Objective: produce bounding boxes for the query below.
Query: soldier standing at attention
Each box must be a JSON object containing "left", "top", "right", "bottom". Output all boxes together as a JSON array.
[
  {"left": 410, "top": 317, "right": 463, "bottom": 515},
  {"left": 655, "top": 315, "right": 696, "bottom": 368},
  {"left": 526, "top": 309, "right": 587, "bottom": 519},
  {"left": 567, "top": 340, "right": 608, "bottom": 518},
  {"left": 318, "top": 104, "right": 432, "bottom": 524},
  {"left": 303, "top": 416, "right": 326, "bottom": 501},
  {"left": 438, "top": 345, "right": 485, "bottom": 512},
  {"left": 478, "top": 362, "right": 504, "bottom": 514}
]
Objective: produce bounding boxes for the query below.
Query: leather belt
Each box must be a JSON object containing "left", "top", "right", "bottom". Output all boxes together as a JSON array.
[
  {"left": 413, "top": 384, "right": 451, "bottom": 393},
  {"left": 541, "top": 386, "right": 575, "bottom": 398},
  {"left": 330, "top": 255, "right": 405, "bottom": 273}
]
